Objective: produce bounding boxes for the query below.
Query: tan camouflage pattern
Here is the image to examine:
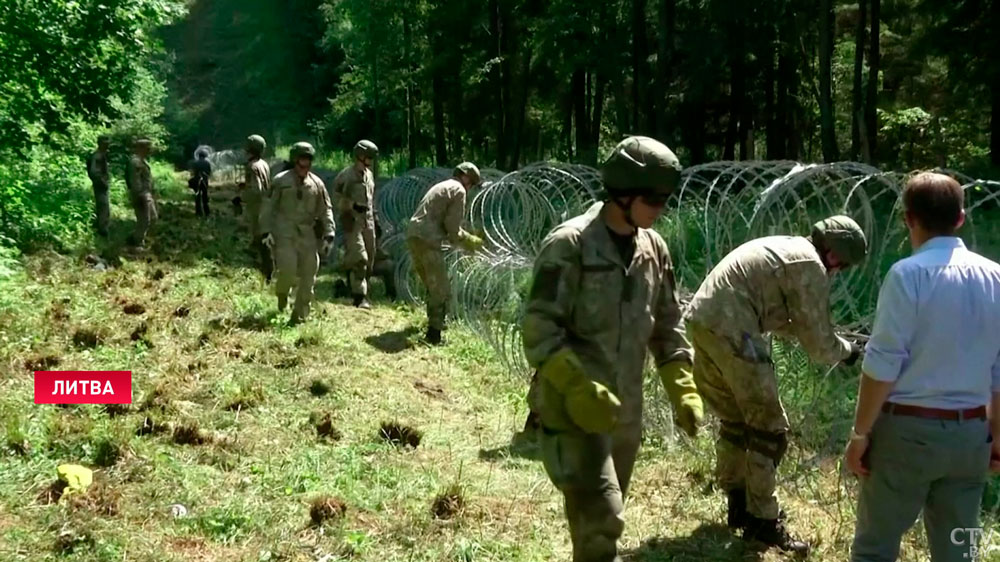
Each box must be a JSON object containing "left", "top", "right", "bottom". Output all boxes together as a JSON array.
[
  {"left": 88, "top": 149, "right": 110, "bottom": 234},
  {"left": 260, "top": 169, "right": 335, "bottom": 321},
  {"left": 521, "top": 201, "right": 692, "bottom": 561},
  {"left": 689, "top": 323, "right": 787, "bottom": 519},
  {"left": 333, "top": 165, "right": 376, "bottom": 295},
  {"left": 407, "top": 237, "right": 449, "bottom": 330},
  {"left": 406, "top": 179, "right": 470, "bottom": 246},
  {"left": 243, "top": 157, "right": 271, "bottom": 240},
  {"left": 125, "top": 154, "right": 157, "bottom": 246},
  {"left": 685, "top": 235, "right": 852, "bottom": 365}
]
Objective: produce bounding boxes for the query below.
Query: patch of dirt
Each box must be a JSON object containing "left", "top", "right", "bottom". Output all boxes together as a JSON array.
[
  {"left": 6, "top": 438, "right": 30, "bottom": 456},
  {"left": 379, "top": 422, "right": 422, "bottom": 449},
  {"left": 72, "top": 329, "right": 102, "bottom": 349},
  {"left": 48, "top": 302, "right": 70, "bottom": 322},
  {"left": 311, "top": 412, "right": 342, "bottom": 441},
  {"left": 172, "top": 422, "right": 211, "bottom": 446},
  {"left": 122, "top": 302, "right": 146, "bottom": 315},
  {"left": 37, "top": 480, "right": 65, "bottom": 505},
  {"left": 174, "top": 306, "right": 191, "bottom": 318},
  {"left": 295, "top": 335, "right": 320, "bottom": 348},
  {"left": 414, "top": 380, "right": 446, "bottom": 400},
  {"left": 309, "top": 379, "right": 331, "bottom": 397},
  {"left": 237, "top": 315, "right": 269, "bottom": 331},
  {"left": 24, "top": 355, "right": 61, "bottom": 372},
  {"left": 65, "top": 475, "right": 121, "bottom": 516},
  {"left": 103, "top": 404, "right": 130, "bottom": 418},
  {"left": 431, "top": 486, "right": 465, "bottom": 520},
  {"left": 309, "top": 495, "right": 347, "bottom": 525},
  {"left": 150, "top": 269, "right": 166, "bottom": 281},
  {"left": 54, "top": 525, "right": 95, "bottom": 554},
  {"left": 274, "top": 357, "right": 300, "bottom": 370},
  {"left": 136, "top": 416, "right": 168, "bottom": 437},
  {"left": 130, "top": 322, "right": 153, "bottom": 347}
]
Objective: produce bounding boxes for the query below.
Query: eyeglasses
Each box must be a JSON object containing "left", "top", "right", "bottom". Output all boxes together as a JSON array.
[{"left": 639, "top": 194, "right": 670, "bottom": 207}]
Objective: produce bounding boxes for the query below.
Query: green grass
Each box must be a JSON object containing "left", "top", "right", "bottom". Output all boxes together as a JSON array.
[{"left": 0, "top": 172, "right": 994, "bottom": 562}]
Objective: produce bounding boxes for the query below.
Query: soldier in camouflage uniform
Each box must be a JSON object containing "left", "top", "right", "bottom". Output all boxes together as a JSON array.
[
  {"left": 522, "top": 137, "right": 703, "bottom": 562},
  {"left": 685, "top": 216, "right": 867, "bottom": 555},
  {"left": 332, "top": 140, "right": 379, "bottom": 309},
  {"left": 241, "top": 134, "right": 272, "bottom": 281},
  {"left": 87, "top": 135, "right": 111, "bottom": 236},
  {"left": 259, "top": 142, "right": 336, "bottom": 324},
  {"left": 125, "top": 138, "right": 157, "bottom": 248},
  {"left": 190, "top": 148, "right": 213, "bottom": 217},
  {"left": 406, "top": 162, "right": 484, "bottom": 345}
]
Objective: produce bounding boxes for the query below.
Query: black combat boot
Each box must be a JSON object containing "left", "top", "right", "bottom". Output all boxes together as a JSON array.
[
  {"left": 726, "top": 489, "right": 750, "bottom": 530},
  {"left": 353, "top": 294, "right": 371, "bottom": 310},
  {"left": 426, "top": 327, "right": 442, "bottom": 345},
  {"left": 743, "top": 514, "right": 809, "bottom": 557}
]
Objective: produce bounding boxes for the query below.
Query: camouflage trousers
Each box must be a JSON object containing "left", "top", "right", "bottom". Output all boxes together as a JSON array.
[
  {"left": 343, "top": 220, "right": 374, "bottom": 296},
  {"left": 92, "top": 181, "right": 110, "bottom": 236},
  {"left": 539, "top": 422, "right": 641, "bottom": 562},
  {"left": 688, "top": 323, "right": 789, "bottom": 520},
  {"left": 130, "top": 193, "right": 158, "bottom": 247},
  {"left": 274, "top": 234, "right": 320, "bottom": 322},
  {"left": 407, "top": 237, "right": 449, "bottom": 330}
]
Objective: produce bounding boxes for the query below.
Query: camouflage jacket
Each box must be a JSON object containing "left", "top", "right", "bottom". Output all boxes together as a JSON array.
[
  {"left": 332, "top": 165, "right": 375, "bottom": 230},
  {"left": 125, "top": 155, "right": 153, "bottom": 198},
  {"left": 522, "top": 202, "right": 692, "bottom": 430},
  {"left": 260, "top": 170, "right": 335, "bottom": 241},
  {"left": 685, "top": 235, "right": 851, "bottom": 365},
  {"left": 406, "top": 179, "right": 470, "bottom": 247},
  {"left": 87, "top": 150, "right": 109, "bottom": 185},
  {"left": 243, "top": 158, "right": 270, "bottom": 203}
]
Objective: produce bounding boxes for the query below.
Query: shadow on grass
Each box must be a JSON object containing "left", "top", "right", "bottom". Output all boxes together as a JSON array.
[
  {"left": 364, "top": 326, "right": 420, "bottom": 354},
  {"left": 625, "top": 523, "right": 760, "bottom": 562},
  {"left": 478, "top": 429, "right": 542, "bottom": 462}
]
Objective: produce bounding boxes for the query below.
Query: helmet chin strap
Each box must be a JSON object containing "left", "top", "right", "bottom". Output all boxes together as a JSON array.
[{"left": 612, "top": 197, "right": 639, "bottom": 231}]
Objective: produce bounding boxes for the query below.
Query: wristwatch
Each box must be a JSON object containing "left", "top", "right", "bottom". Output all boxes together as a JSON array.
[{"left": 849, "top": 429, "right": 869, "bottom": 441}]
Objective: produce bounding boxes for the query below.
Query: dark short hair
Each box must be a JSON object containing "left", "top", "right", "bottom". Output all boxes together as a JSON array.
[{"left": 902, "top": 172, "right": 964, "bottom": 235}]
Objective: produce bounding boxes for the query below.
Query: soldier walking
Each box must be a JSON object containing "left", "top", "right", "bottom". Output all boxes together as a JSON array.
[
  {"left": 522, "top": 137, "right": 703, "bottom": 562},
  {"left": 241, "top": 134, "right": 272, "bottom": 281},
  {"left": 259, "top": 142, "right": 335, "bottom": 324},
  {"left": 87, "top": 135, "right": 111, "bottom": 236},
  {"left": 125, "top": 138, "right": 157, "bottom": 248},
  {"left": 190, "top": 148, "right": 212, "bottom": 217},
  {"left": 332, "top": 140, "right": 379, "bottom": 309}
]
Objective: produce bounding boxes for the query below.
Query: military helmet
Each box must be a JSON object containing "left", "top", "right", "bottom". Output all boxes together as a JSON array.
[
  {"left": 246, "top": 134, "right": 266, "bottom": 155},
  {"left": 134, "top": 138, "right": 152, "bottom": 148},
  {"left": 289, "top": 142, "right": 315, "bottom": 161},
  {"left": 453, "top": 162, "right": 481, "bottom": 185},
  {"left": 811, "top": 215, "right": 868, "bottom": 266},
  {"left": 196, "top": 148, "right": 210, "bottom": 159},
  {"left": 600, "top": 136, "right": 682, "bottom": 197},
  {"left": 353, "top": 140, "right": 379, "bottom": 160}
]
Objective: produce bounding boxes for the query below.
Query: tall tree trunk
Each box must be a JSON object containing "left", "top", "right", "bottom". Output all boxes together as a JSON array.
[
  {"left": 991, "top": 0, "right": 1000, "bottom": 168},
  {"left": 819, "top": 0, "right": 839, "bottom": 162},
  {"left": 404, "top": 4, "right": 416, "bottom": 169},
  {"left": 725, "top": 23, "right": 745, "bottom": 161},
  {"left": 655, "top": 0, "right": 676, "bottom": 140},
  {"left": 572, "top": 69, "right": 593, "bottom": 164},
  {"left": 509, "top": 52, "right": 534, "bottom": 169},
  {"left": 631, "top": 0, "right": 649, "bottom": 133},
  {"left": 865, "top": 0, "right": 880, "bottom": 164},
  {"left": 592, "top": 73, "right": 607, "bottom": 152},
  {"left": 563, "top": 87, "right": 574, "bottom": 160},
  {"left": 764, "top": 34, "right": 779, "bottom": 159},
  {"left": 490, "top": 0, "right": 507, "bottom": 168},
  {"left": 851, "top": 0, "right": 867, "bottom": 161},
  {"left": 432, "top": 70, "right": 447, "bottom": 165},
  {"left": 612, "top": 81, "right": 631, "bottom": 135}
]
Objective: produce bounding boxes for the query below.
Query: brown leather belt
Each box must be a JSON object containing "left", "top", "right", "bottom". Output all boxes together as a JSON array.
[{"left": 882, "top": 402, "right": 987, "bottom": 421}]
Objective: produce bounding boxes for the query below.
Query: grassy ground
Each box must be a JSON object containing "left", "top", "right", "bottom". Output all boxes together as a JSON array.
[{"left": 0, "top": 173, "right": 959, "bottom": 562}]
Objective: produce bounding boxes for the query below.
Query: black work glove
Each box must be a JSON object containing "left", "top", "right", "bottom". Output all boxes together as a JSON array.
[{"left": 843, "top": 342, "right": 863, "bottom": 367}]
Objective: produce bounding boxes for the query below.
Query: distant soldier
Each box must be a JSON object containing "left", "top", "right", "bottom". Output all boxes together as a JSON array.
[
  {"left": 190, "top": 149, "right": 213, "bottom": 217},
  {"left": 87, "top": 135, "right": 111, "bottom": 236},
  {"left": 332, "top": 140, "right": 379, "bottom": 309},
  {"left": 241, "top": 134, "right": 272, "bottom": 281},
  {"left": 406, "top": 162, "right": 484, "bottom": 344},
  {"left": 125, "top": 138, "right": 157, "bottom": 248},
  {"left": 685, "top": 216, "right": 867, "bottom": 555},
  {"left": 259, "top": 142, "right": 336, "bottom": 324}
]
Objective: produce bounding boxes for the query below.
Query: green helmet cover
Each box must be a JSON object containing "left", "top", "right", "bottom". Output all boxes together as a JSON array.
[
  {"left": 290, "top": 141, "right": 316, "bottom": 160},
  {"left": 600, "top": 136, "right": 682, "bottom": 196},
  {"left": 353, "top": 140, "right": 379, "bottom": 160},
  {"left": 812, "top": 215, "right": 868, "bottom": 266}
]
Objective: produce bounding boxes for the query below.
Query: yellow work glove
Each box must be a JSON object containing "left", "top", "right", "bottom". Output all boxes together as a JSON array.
[
  {"left": 540, "top": 348, "right": 621, "bottom": 434},
  {"left": 458, "top": 232, "right": 484, "bottom": 253},
  {"left": 657, "top": 361, "right": 703, "bottom": 438},
  {"left": 56, "top": 464, "right": 93, "bottom": 498}
]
